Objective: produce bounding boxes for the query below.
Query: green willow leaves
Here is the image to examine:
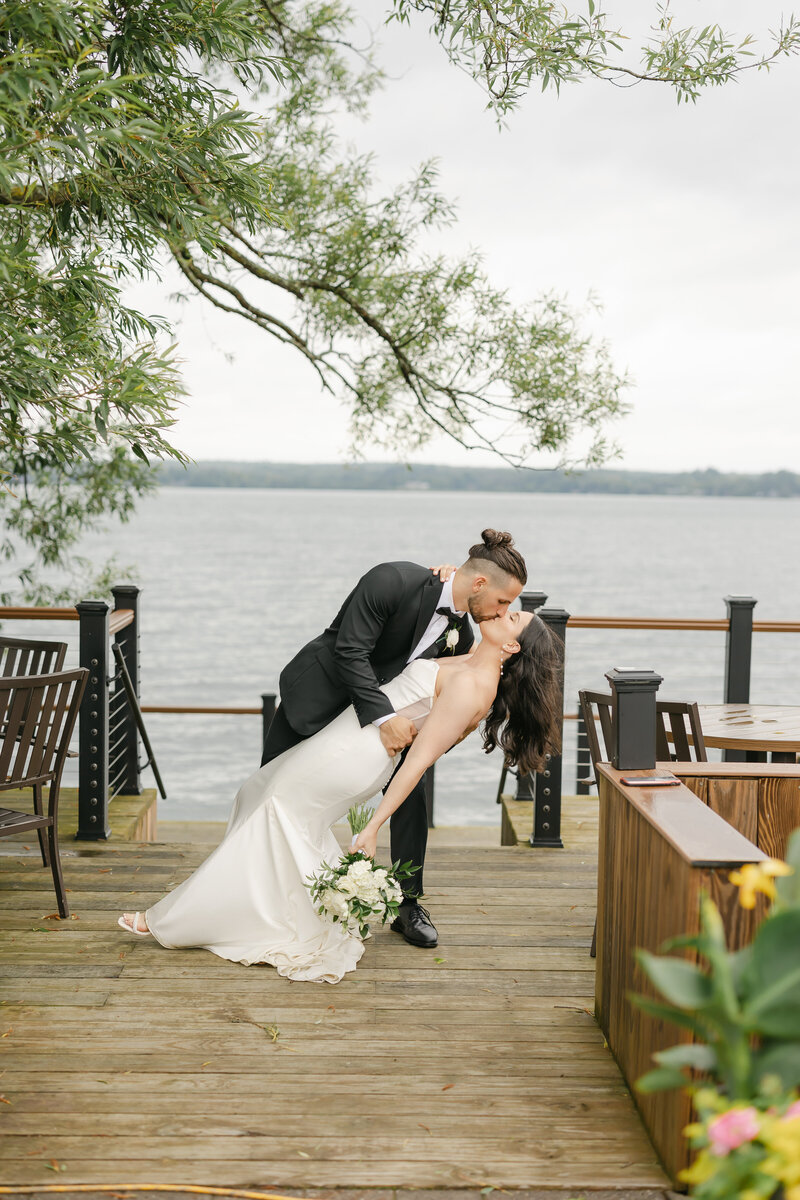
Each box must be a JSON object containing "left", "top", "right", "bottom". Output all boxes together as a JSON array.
[
  {"left": 390, "top": 1, "right": 800, "bottom": 111},
  {"left": 2, "top": 1, "right": 796, "bottom": 599}
]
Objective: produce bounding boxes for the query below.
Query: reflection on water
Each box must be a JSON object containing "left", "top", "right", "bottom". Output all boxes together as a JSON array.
[{"left": 7, "top": 488, "right": 800, "bottom": 824}]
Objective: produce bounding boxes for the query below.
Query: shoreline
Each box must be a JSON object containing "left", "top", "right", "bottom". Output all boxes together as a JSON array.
[{"left": 153, "top": 460, "right": 800, "bottom": 498}]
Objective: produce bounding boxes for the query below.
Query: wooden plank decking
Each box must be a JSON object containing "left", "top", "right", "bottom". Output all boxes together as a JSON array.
[{"left": 0, "top": 800, "right": 669, "bottom": 1193}]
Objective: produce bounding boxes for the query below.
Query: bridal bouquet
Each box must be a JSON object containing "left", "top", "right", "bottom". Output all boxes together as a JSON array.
[{"left": 306, "top": 804, "right": 416, "bottom": 939}]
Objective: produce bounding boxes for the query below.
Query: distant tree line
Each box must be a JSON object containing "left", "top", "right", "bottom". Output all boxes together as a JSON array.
[{"left": 156, "top": 462, "right": 800, "bottom": 497}]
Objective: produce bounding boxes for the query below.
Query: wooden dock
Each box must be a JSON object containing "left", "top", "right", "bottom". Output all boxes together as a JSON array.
[{"left": 0, "top": 799, "right": 669, "bottom": 1194}]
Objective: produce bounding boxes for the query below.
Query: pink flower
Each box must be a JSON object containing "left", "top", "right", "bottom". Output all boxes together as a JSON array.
[
  {"left": 782, "top": 1100, "right": 800, "bottom": 1121},
  {"left": 707, "top": 1107, "right": 760, "bottom": 1156}
]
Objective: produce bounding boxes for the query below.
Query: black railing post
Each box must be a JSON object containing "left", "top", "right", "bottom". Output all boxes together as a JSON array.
[
  {"left": 576, "top": 699, "right": 592, "bottom": 794},
  {"left": 605, "top": 668, "right": 663, "bottom": 770},
  {"left": 511, "top": 592, "right": 548, "bottom": 804},
  {"left": 530, "top": 607, "right": 569, "bottom": 848},
  {"left": 76, "top": 601, "right": 111, "bottom": 840},
  {"left": 111, "top": 585, "right": 142, "bottom": 795},
  {"left": 261, "top": 692, "right": 276, "bottom": 750},
  {"left": 723, "top": 595, "right": 757, "bottom": 764},
  {"left": 520, "top": 590, "right": 548, "bottom": 614}
]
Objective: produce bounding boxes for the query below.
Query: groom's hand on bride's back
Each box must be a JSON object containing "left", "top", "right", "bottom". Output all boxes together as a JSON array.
[{"left": 378, "top": 716, "right": 417, "bottom": 757}]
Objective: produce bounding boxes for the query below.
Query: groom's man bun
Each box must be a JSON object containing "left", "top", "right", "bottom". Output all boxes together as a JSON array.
[{"left": 467, "top": 529, "right": 527, "bottom": 586}]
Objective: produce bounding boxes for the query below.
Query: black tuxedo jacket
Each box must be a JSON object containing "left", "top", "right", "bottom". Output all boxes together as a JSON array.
[{"left": 278, "top": 562, "right": 474, "bottom": 737}]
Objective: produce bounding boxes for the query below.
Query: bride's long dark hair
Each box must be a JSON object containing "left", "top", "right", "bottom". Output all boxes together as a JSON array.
[{"left": 482, "top": 616, "right": 563, "bottom": 777}]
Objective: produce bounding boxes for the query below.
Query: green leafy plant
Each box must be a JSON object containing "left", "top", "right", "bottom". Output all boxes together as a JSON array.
[
  {"left": 678, "top": 1087, "right": 800, "bottom": 1198},
  {"left": 391, "top": 1, "right": 800, "bottom": 112},
  {"left": 633, "top": 829, "right": 800, "bottom": 1196},
  {"left": 635, "top": 833, "right": 800, "bottom": 1100},
  {"left": 4, "top": 2, "right": 798, "bottom": 601}
]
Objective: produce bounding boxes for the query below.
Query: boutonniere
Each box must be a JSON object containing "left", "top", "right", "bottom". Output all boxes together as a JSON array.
[{"left": 445, "top": 627, "right": 460, "bottom": 653}]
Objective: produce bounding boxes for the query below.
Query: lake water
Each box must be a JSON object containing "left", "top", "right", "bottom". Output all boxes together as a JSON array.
[{"left": 7, "top": 488, "right": 800, "bottom": 824}]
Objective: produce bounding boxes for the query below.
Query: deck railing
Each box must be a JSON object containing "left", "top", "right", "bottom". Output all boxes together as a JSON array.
[
  {"left": 2, "top": 588, "right": 798, "bottom": 841},
  {"left": 511, "top": 592, "right": 800, "bottom": 849},
  {"left": 0, "top": 593, "right": 276, "bottom": 838}
]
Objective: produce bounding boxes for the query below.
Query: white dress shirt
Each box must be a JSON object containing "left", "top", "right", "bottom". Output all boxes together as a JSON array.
[{"left": 374, "top": 576, "right": 466, "bottom": 726}]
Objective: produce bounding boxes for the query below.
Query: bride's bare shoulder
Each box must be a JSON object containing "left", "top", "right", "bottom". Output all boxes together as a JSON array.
[{"left": 434, "top": 664, "right": 493, "bottom": 711}]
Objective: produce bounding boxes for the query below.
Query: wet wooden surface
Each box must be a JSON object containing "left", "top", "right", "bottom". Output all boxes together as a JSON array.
[
  {"left": 698, "top": 703, "right": 800, "bottom": 752},
  {"left": 0, "top": 799, "right": 668, "bottom": 1190}
]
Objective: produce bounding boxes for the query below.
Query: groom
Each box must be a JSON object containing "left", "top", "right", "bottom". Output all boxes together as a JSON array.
[{"left": 261, "top": 531, "right": 527, "bottom": 948}]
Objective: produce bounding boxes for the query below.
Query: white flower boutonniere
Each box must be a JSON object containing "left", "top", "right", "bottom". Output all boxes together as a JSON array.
[{"left": 445, "top": 627, "right": 460, "bottom": 653}]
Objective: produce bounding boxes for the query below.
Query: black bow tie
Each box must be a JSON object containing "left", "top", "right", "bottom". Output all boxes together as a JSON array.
[{"left": 437, "top": 606, "right": 456, "bottom": 619}]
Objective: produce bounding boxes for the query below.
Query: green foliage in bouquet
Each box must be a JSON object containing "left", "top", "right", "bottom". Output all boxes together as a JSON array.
[{"left": 306, "top": 805, "right": 418, "bottom": 939}]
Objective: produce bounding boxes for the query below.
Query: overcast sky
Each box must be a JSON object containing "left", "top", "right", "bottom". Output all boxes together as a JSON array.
[{"left": 129, "top": 1, "right": 800, "bottom": 473}]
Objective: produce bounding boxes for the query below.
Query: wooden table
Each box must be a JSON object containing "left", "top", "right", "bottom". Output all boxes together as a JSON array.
[{"left": 698, "top": 704, "right": 800, "bottom": 762}]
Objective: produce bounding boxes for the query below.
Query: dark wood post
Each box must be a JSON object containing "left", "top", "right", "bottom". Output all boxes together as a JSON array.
[
  {"left": 111, "top": 585, "right": 142, "bottom": 795},
  {"left": 76, "top": 601, "right": 111, "bottom": 840},
  {"left": 512, "top": 592, "right": 548, "bottom": 804},
  {"left": 530, "top": 607, "right": 569, "bottom": 848},
  {"left": 605, "top": 668, "right": 663, "bottom": 770},
  {"left": 723, "top": 595, "right": 757, "bottom": 763}
]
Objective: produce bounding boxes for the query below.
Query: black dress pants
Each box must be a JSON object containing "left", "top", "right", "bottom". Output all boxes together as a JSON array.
[
  {"left": 261, "top": 702, "right": 304, "bottom": 766},
  {"left": 261, "top": 705, "right": 428, "bottom": 899},
  {"left": 387, "top": 752, "right": 428, "bottom": 900}
]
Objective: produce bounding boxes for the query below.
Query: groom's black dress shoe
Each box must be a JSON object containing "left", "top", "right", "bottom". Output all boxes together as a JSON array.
[{"left": 391, "top": 902, "right": 438, "bottom": 948}]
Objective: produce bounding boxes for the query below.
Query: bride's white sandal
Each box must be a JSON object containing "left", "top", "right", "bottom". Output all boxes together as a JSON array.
[{"left": 118, "top": 911, "right": 150, "bottom": 936}]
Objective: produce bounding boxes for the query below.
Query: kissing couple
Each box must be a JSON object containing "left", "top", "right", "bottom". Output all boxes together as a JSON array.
[{"left": 119, "top": 529, "right": 562, "bottom": 983}]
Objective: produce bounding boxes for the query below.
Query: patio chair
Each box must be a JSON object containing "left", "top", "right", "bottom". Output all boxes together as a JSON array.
[
  {"left": 0, "top": 637, "right": 72, "bottom": 863},
  {"left": 578, "top": 690, "right": 708, "bottom": 785},
  {"left": 579, "top": 688, "right": 707, "bottom": 958},
  {"left": 0, "top": 668, "right": 88, "bottom": 917},
  {"left": 0, "top": 636, "right": 68, "bottom": 677},
  {"left": 655, "top": 699, "right": 708, "bottom": 762}
]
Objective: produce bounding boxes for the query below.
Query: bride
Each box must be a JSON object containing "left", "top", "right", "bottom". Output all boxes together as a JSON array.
[{"left": 118, "top": 606, "right": 561, "bottom": 984}]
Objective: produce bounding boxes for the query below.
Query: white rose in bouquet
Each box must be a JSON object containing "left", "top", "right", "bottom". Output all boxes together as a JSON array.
[
  {"left": 321, "top": 889, "right": 349, "bottom": 921},
  {"left": 305, "top": 804, "right": 419, "bottom": 938}
]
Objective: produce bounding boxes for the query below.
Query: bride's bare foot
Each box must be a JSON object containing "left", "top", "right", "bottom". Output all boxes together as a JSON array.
[{"left": 118, "top": 911, "right": 150, "bottom": 935}]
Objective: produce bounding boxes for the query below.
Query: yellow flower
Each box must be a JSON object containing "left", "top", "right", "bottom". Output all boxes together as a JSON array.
[
  {"left": 728, "top": 859, "right": 793, "bottom": 908},
  {"left": 679, "top": 1151, "right": 718, "bottom": 1184},
  {"left": 763, "top": 1116, "right": 800, "bottom": 1185}
]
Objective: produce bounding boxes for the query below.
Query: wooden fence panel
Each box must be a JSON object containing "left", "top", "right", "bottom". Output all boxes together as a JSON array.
[{"left": 595, "top": 766, "right": 768, "bottom": 1182}]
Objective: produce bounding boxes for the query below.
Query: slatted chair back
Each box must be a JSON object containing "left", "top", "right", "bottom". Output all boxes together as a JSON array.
[
  {"left": 0, "top": 668, "right": 88, "bottom": 917},
  {"left": 578, "top": 690, "right": 615, "bottom": 778},
  {"left": 579, "top": 691, "right": 708, "bottom": 776},
  {"left": 656, "top": 701, "right": 708, "bottom": 762},
  {"left": 0, "top": 669, "right": 86, "bottom": 792},
  {"left": 0, "top": 637, "right": 68, "bottom": 678}
]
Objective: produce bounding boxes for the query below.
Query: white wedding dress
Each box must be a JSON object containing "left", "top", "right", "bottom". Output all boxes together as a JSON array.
[{"left": 145, "top": 658, "right": 439, "bottom": 984}]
